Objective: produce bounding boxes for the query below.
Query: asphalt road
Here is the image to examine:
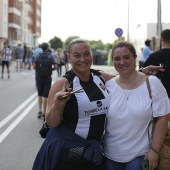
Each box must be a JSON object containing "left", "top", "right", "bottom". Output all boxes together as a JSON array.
[{"left": 0, "top": 62, "right": 118, "bottom": 170}]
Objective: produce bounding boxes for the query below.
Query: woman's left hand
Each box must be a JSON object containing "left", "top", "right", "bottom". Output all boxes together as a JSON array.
[{"left": 144, "top": 149, "right": 159, "bottom": 170}]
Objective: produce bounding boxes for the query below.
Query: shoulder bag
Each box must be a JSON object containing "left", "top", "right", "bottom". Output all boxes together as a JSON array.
[{"left": 146, "top": 76, "right": 170, "bottom": 170}]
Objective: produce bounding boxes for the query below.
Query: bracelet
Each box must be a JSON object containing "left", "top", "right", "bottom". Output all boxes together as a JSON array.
[
  {"left": 151, "top": 146, "right": 159, "bottom": 155},
  {"left": 44, "top": 120, "right": 50, "bottom": 129}
]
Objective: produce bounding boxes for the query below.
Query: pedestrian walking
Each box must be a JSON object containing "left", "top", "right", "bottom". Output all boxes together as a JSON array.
[
  {"left": 15, "top": 44, "right": 24, "bottom": 71},
  {"left": 143, "top": 39, "right": 153, "bottom": 61},
  {"left": 33, "top": 42, "right": 57, "bottom": 118},
  {"left": 1, "top": 42, "right": 12, "bottom": 79},
  {"left": 143, "top": 29, "right": 170, "bottom": 100},
  {"left": 138, "top": 47, "right": 144, "bottom": 68},
  {"left": 55, "top": 48, "right": 65, "bottom": 77},
  {"left": 25, "top": 47, "right": 33, "bottom": 70}
]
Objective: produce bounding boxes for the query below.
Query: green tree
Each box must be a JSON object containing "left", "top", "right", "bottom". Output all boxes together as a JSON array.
[
  {"left": 107, "top": 36, "right": 125, "bottom": 66},
  {"left": 64, "top": 36, "right": 80, "bottom": 49},
  {"left": 89, "top": 40, "right": 105, "bottom": 51},
  {"left": 48, "top": 36, "right": 63, "bottom": 50},
  {"left": 105, "top": 42, "right": 114, "bottom": 51}
]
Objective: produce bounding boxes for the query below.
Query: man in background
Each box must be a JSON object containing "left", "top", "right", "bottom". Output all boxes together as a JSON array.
[
  {"left": 143, "top": 29, "right": 170, "bottom": 99},
  {"left": 33, "top": 44, "right": 43, "bottom": 60},
  {"left": 1, "top": 42, "right": 11, "bottom": 79},
  {"left": 33, "top": 44, "right": 43, "bottom": 87},
  {"left": 15, "top": 44, "right": 24, "bottom": 71},
  {"left": 33, "top": 42, "right": 57, "bottom": 118},
  {"left": 143, "top": 39, "right": 153, "bottom": 61}
]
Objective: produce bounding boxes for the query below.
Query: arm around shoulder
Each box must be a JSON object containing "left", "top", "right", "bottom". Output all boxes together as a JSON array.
[{"left": 100, "top": 71, "right": 116, "bottom": 81}]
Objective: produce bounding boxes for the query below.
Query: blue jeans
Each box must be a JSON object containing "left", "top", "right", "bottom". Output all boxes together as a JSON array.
[{"left": 104, "top": 155, "right": 145, "bottom": 170}]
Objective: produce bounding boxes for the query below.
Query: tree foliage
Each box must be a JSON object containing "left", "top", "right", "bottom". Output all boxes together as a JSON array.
[
  {"left": 64, "top": 36, "right": 80, "bottom": 48},
  {"left": 48, "top": 36, "right": 63, "bottom": 50}
]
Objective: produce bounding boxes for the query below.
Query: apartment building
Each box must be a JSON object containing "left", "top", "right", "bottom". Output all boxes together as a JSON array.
[{"left": 0, "top": 0, "right": 41, "bottom": 49}]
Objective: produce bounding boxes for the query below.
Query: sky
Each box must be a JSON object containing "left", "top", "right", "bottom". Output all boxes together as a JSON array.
[{"left": 39, "top": 0, "right": 170, "bottom": 44}]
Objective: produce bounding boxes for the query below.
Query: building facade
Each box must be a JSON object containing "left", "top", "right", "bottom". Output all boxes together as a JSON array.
[
  {"left": 0, "top": 0, "right": 41, "bottom": 49},
  {"left": 131, "top": 23, "right": 170, "bottom": 55}
]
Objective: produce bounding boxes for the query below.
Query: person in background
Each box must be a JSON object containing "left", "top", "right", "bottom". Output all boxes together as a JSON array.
[
  {"left": 31, "top": 47, "right": 35, "bottom": 64},
  {"left": 33, "top": 44, "right": 43, "bottom": 60},
  {"left": 23, "top": 45, "right": 27, "bottom": 69},
  {"left": 55, "top": 48, "right": 65, "bottom": 77},
  {"left": 138, "top": 47, "right": 144, "bottom": 68},
  {"left": 33, "top": 42, "right": 57, "bottom": 118},
  {"left": 8, "top": 45, "right": 13, "bottom": 65},
  {"left": 143, "top": 39, "right": 153, "bottom": 61},
  {"left": 1, "top": 43, "right": 11, "bottom": 79},
  {"left": 15, "top": 44, "right": 24, "bottom": 71},
  {"left": 32, "top": 38, "right": 164, "bottom": 170},
  {"left": 103, "top": 41, "right": 170, "bottom": 170},
  {"left": 143, "top": 29, "right": 170, "bottom": 100},
  {"left": 33, "top": 44, "right": 43, "bottom": 88},
  {"left": 25, "top": 47, "right": 33, "bottom": 70},
  {"left": 64, "top": 49, "right": 69, "bottom": 72}
]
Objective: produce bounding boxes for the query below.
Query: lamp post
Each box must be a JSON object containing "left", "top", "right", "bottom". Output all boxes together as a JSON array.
[
  {"left": 157, "top": 0, "right": 162, "bottom": 36},
  {"left": 127, "top": 0, "right": 130, "bottom": 41}
]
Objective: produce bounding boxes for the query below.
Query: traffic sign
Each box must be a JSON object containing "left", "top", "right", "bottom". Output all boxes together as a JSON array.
[{"left": 115, "top": 28, "right": 123, "bottom": 37}]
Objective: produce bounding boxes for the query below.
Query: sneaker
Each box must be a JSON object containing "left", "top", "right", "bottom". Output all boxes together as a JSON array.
[
  {"left": 8, "top": 75, "right": 10, "bottom": 79},
  {"left": 37, "top": 112, "right": 42, "bottom": 118},
  {"left": 1, "top": 76, "right": 3, "bottom": 79}
]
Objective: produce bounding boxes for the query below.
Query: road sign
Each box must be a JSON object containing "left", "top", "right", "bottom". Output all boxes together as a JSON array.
[{"left": 115, "top": 28, "right": 123, "bottom": 37}]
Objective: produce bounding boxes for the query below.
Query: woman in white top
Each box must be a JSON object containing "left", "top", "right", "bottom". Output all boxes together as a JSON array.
[{"left": 103, "top": 41, "right": 170, "bottom": 170}]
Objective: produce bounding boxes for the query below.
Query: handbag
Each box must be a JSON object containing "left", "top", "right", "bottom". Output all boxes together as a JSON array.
[
  {"left": 146, "top": 76, "right": 170, "bottom": 170},
  {"left": 60, "top": 59, "right": 65, "bottom": 66}
]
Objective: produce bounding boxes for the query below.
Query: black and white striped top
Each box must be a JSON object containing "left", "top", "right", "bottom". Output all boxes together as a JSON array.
[
  {"left": 2, "top": 48, "right": 12, "bottom": 61},
  {"left": 62, "top": 69, "right": 110, "bottom": 141}
]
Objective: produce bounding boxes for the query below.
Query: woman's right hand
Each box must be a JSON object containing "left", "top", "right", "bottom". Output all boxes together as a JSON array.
[
  {"left": 45, "top": 78, "right": 71, "bottom": 127},
  {"left": 53, "top": 88, "right": 72, "bottom": 109}
]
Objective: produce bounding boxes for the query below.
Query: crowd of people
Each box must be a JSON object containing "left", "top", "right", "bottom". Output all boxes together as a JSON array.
[{"left": 0, "top": 42, "right": 69, "bottom": 79}]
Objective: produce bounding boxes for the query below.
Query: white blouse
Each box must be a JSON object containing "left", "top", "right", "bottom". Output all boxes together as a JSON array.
[{"left": 103, "top": 75, "right": 170, "bottom": 162}]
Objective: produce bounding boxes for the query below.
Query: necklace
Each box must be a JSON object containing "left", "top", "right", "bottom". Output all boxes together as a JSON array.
[{"left": 123, "top": 90, "right": 130, "bottom": 100}]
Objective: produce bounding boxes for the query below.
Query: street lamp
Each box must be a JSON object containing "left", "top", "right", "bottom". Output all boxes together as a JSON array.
[
  {"left": 127, "top": 0, "right": 130, "bottom": 41},
  {"left": 157, "top": 0, "right": 162, "bottom": 36}
]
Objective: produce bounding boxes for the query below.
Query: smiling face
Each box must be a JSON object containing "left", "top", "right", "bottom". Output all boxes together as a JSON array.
[
  {"left": 112, "top": 41, "right": 137, "bottom": 76},
  {"left": 68, "top": 40, "right": 93, "bottom": 77}
]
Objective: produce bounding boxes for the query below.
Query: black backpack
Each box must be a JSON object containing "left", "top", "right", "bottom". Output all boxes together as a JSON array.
[{"left": 36, "top": 52, "right": 52, "bottom": 78}]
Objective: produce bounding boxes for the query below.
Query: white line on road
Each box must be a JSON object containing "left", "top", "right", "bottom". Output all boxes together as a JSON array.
[
  {"left": 0, "top": 99, "right": 37, "bottom": 143},
  {"left": 0, "top": 92, "right": 37, "bottom": 128}
]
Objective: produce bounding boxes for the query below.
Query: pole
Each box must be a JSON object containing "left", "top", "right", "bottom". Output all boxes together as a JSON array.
[
  {"left": 127, "top": 0, "right": 130, "bottom": 41},
  {"left": 157, "top": 0, "right": 162, "bottom": 36}
]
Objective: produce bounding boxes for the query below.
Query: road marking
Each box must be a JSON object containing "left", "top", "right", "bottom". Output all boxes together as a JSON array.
[
  {"left": 0, "top": 92, "right": 37, "bottom": 128},
  {"left": 0, "top": 99, "right": 37, "bottom": 143}
]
